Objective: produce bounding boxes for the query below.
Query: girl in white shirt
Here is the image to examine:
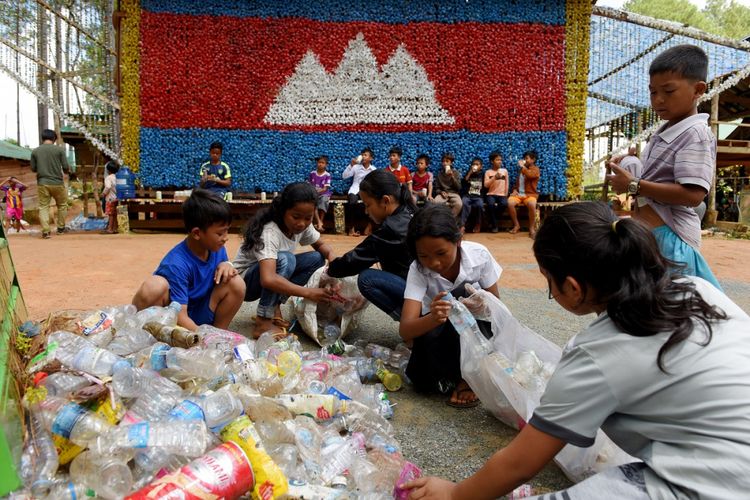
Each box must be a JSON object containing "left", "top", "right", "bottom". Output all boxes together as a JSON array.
[
  {"left": 401, "top": 204, "right": 502, "bottom": 408},
  {"left": 234, "top": 182, "right": 336, "bottom": 338}
]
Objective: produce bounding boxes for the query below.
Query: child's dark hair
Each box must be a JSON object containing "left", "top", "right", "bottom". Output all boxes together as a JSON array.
[
  {"left": 315, "top": 155, "right": 329, "bottom": 164},
  {"left": 489, "top": 151, "right": 502, "bottom": 162},
  {"left": 388, "top": 146, "right": 403, "bottom": 157},
  {"left": 416, "top": 153, "right": 431, "bottom": 165},
  {"left": 441, "top": 152, "right": 455, "bottom": 163},
  {"left": 209, "top": 141, "right": 223, "bottom": 151},
  {"left": 105, "top": 160, "right": 120, "bottom": 175},
  {"left": 522, "top": 150, "right": 538, "bottom": 161},
  {"left": 41, "top": 129, "right": 57, "bottom": 142},
  {"left": 183, "top": 189, "right": 232, "bottom": 232},
  {"left": 649, "top": 44, "right": 708, "bottom": 82},
  {"left": 241, "top": 182, "right": 317, "bottom": 253},
  {"left": 361, "top": 147, "right": 374, "bottom": 157},
  {"left": 471, "top": 157, "right": 483, "bottom": 165},
  {"left": 533, "top": 201, "right": 726, "bottom": 372},
  {"left": 359, "top": 169, "right": 416, "bottom": 213},
  {"left": 406, "top": 204, "right": 461, "bottom": 261}
]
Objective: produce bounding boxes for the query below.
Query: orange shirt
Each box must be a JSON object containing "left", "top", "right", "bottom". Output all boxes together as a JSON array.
[{"left": 388, "top": 165, "right": 412, "bottom": 185}]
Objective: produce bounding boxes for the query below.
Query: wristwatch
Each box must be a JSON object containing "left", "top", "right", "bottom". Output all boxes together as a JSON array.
[{"left": 627, "top": 177, "right": 641, "bottom": 196}]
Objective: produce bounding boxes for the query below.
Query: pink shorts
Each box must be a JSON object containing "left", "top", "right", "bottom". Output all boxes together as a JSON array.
[
  {"left": 105, "top": 200, "right": 118, "bottom": 216},
  {"left": 6, "top": 207, "right": 22, "bottom": 221}
]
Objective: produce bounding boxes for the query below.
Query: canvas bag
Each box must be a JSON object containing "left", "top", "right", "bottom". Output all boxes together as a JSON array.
[{"left": 292, "top": 266, "right": 369, "bottom": 346}]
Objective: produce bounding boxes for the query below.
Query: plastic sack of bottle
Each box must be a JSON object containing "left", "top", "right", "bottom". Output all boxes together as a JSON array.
[
  {"left": 292, "top": 266, "right": 369, "bottom": 346},
  {"left": 457, "top": 290, "right": 637, "bottom": 483}
]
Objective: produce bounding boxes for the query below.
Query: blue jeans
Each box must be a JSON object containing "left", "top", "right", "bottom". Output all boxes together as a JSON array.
[
  {"left": 244, "top": 251, "right": 324, "bottom": 318},
  {"left": 461, "top": 196, "right": 484, "bottom": 226},
  {"left": 485, "top": 195, "right": 508, "bottom": 228},
  {"left": 357, "top": 269, "right": 406, "bottom": 320}
]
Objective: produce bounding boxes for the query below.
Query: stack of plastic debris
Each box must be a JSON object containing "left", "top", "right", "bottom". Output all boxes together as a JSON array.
[{"left": 10, "top": 302, "right": 420, "bottom": 499}]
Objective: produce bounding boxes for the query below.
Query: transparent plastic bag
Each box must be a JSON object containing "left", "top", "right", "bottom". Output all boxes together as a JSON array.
[
  {"left": 292, "top": 267, "right": 369, "bottom": 346},
  {"left": 458, "top": 289, "right": 637, "bottom": 482}
]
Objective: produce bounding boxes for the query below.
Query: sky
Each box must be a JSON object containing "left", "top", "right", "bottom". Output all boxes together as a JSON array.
[{"left": 1, "top": 0, "right": 748, "bottom": 148}]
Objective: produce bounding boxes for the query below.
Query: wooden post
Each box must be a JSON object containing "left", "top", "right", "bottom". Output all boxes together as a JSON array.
[{"left": 707, "top": 92, "right": 720, "bottom": 226}]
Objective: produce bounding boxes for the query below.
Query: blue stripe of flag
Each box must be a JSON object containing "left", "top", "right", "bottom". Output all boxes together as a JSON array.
[{"left": 139, "top": 128, "right": 569, "bottom": 198}]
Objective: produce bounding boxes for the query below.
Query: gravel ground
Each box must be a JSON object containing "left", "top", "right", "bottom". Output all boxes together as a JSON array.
[{"left": 229, "top": 272, "right": 749, "bottom": 496}]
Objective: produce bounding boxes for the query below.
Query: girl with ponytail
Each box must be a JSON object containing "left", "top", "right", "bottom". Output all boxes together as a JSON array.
[
  {"left": 406, "top": 201, "right": 750, "bottom": 500},
  {"left": 328, "top": 168, "right": 416, "bottom": 320}
]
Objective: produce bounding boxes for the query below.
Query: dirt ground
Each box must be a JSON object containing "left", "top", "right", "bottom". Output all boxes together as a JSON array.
[{"left": 7, "top": 227, "right": 750, "bottom": 320}]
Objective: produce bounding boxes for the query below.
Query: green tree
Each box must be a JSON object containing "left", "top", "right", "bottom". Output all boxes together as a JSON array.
[
  {"left": 705, "top": 0, "right": 750, "bottom": 39},
  {"left": 623, "top": 0, "right": 750, "bottom": 39}
]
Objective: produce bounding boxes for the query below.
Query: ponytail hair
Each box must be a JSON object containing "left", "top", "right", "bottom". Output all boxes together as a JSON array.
[
  {"left": 241, "top": 182, "right": 318, "bottom": 254},
  {"left": 359, "top": 169, "right": 416, "bottom": 212},
  {"left": 406, "top": 204, "right": 461, "bottom": 262},
  {"left": 533, "top": 201, "right": 726, "bottom": 372}
]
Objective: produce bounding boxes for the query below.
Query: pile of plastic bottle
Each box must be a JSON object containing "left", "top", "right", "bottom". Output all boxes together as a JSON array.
[{"left": 14, "top": 301, "right": 421, "bottom": 500}]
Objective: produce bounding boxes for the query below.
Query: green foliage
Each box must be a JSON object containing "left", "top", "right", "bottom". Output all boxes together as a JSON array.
[{"left": 623, "top": 0, "right": 750, "bottom": 39}]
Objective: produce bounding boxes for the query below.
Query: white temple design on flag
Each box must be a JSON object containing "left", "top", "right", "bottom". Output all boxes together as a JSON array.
[{"left": 264, "top": 32, "right": 455, "bottom": 126}]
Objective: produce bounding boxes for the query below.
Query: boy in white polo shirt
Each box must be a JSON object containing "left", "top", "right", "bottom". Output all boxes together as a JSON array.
[{"left": 608, "top": 44, "right": 720, "bottom": 290}]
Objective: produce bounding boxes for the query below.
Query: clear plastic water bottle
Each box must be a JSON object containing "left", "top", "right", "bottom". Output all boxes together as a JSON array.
[
  {"left": 47, "top": 331, "right": 123, "bottom": 377},
  {"left": 33, "top": 397, "right": 112, "bottom": 447},
  {"left": 132, "top": 342, "right": 171, "bottom": 371},
  {"left": 107, "top": 304, "right": 138, "bottom": 331},
  {"left": 69, "top": 450, "right": 133, "bottom": 500},
  {"left": 43, "top": 481, "right": 96, "bottom": 500},
  {"left": 36, "top": 372, "right": 90, "bottom": 397},
  {"left": 111, "top": 361, "right": 182, "bottom": 399},
  {"left": 92, "top": 420, "right": 212, "bottom": 457},
  {"left": 124, "top": 385, "right": 183, "bottom": 423},
  {"left": 322, "top": 323, "right": 341, "bottom": 346},
  {"left": 107, "top": 326, "right": 156, "bottom": 356},
  {"left": 319, "top": 435, "right": 357, "bottom": 485},
  {"left": 200, "top": 387, "right": 244, "bottom": 430},
  {"left": 26, "top": 410, "right": 59, "bottom": 497},
  {"left": 135, "top": 301, "right": 181, "bottom": 328},
  {"left": 365, "top": 342, "right": 392, "bottom": 362},
  {"left": 165, "top": 346, "right": 225, "bottom": 379},
  {"left": 448, "top": 297, "right": 492, "bottom": 356}
]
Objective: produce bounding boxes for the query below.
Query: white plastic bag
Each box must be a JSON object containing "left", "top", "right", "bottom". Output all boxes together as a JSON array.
[
  {"left": 292, "top": 266, "right": 369, "bottom": 346},
  {"left": 457, "top": 291, "right": 637, "bottom": 482}
]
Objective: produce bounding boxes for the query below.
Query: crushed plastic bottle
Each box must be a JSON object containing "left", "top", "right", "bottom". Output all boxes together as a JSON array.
[{"left": 134, "top": 301, "right": 181, "bottom": 328}]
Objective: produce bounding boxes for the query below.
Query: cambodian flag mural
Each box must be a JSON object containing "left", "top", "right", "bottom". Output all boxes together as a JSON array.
[{"left": 135, "top": 0, "right": 572, "bottom": 196}]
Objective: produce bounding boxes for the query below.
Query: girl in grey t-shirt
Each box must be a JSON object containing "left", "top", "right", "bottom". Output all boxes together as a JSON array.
[{"left": 405, "top": 202, "right": 749, "bottom": 500}]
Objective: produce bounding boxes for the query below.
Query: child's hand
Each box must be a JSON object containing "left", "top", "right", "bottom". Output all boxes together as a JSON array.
[
  {"left": 214, "top": 261, "right": 238, "bottom": 285},
  {"left": 607, "top": 164, "right": 634, "bottom": 195},
  {"left": 401, "top": 476, "right": 457, "bottom": 500},
  {"left": 458, "top": 284, "right": 489, "bottom": 320},
  {"left": 427, "top": 195, "right": 434, "bottom": 202},
  {"left": 306, "top": 286, "right": 335, "bottom": 304},
  {"left": 518, "top": 159, "right": 525, "bottom": 168},
  {"left": 429, "top": 291, "right": 452, "bottom": 324}
]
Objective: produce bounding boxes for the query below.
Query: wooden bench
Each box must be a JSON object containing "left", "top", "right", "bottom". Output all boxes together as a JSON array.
[{"left": 126, "top": 188, "right": 572, "bottom": 233}]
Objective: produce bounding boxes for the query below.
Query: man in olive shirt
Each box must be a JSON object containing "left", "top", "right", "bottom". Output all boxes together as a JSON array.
[{"left": 31, "top": 129, "right": 70, "bottom": 239}]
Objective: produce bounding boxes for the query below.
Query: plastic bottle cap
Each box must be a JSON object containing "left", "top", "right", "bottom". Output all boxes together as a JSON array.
[{"left": 33, "top": 372, "right": 48, "bottom": 386}]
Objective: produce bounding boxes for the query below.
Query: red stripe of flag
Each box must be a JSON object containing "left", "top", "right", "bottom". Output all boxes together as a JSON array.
[{"left": 140, "top": 12, "right": 566, "bottom": 132}]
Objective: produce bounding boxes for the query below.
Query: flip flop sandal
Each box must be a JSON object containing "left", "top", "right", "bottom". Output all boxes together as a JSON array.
[
  {"left": 508, "top": 227, "right": 520, "bottom": 234},
  {"left": 446, "top": 388, "right": 480, "bottom": 409}
]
